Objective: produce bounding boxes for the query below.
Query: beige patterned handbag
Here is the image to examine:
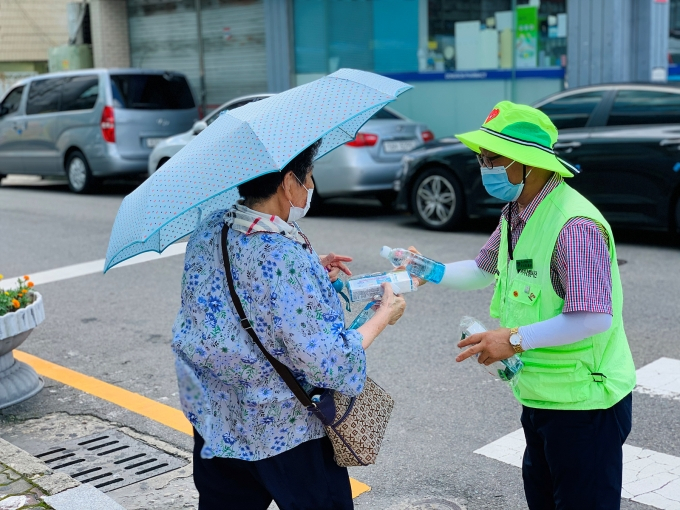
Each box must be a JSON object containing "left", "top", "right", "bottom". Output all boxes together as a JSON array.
[{"left": 222, "top": 224, "right": 394, "bottom": 467}]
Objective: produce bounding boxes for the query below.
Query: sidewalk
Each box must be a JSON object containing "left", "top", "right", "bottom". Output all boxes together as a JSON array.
[{"left": 0, "top": 436, "right": 127, "bottom": 510}]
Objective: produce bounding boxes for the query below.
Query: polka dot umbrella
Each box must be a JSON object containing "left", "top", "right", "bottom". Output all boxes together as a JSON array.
[{"left": 104, "top": 69, "right": 412, "bottom": 272}]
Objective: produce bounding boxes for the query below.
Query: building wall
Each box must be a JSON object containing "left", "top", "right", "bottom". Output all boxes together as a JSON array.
[
  {"left": 567, "top": 0, "right": 669, "bottom": 87},
  {"left": 0, "top": 0, "right": 71, "bottom": 63},
  {"left": 386, "top": 78, "right": 563, "bottom": 138},
  {"left": 90, "top": 0, "right": 131, "bottom": 68}
]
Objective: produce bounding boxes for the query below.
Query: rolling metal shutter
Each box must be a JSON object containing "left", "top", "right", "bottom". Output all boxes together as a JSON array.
[{"left": 127, "top": 0, "right": 267, "bottom": 108}]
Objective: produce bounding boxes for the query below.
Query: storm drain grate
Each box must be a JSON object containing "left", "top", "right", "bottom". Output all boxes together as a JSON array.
[{"left": 33, "top": 429, "right": 187, "bottom": 492}]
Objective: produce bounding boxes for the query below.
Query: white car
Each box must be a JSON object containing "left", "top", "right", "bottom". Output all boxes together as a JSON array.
[
  {"left": 148, "top": 93, "right": 434, "bottom": 207},
  {"left": 148, "top": 94, "right": 272, "bottom": 175}
]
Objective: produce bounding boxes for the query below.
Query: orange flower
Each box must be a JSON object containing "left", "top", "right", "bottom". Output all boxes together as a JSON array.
[
  {"left": 12, "top": 299, "right": 20, "bottom": 308},
  {"left": 23, "top": 275, "right": 30, "bottom": 281},
  {"left": 27, "top": 282, "right": 34, "bottom": 288}
]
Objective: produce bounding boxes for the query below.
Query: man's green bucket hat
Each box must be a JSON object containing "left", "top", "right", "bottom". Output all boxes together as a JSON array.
[{"left": 455, "top": 101, "right": 578, "bottom": 178}]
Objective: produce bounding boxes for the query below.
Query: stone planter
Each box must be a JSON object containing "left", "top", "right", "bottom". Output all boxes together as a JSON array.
[{"left": 0, "top": 292, "right": 45, "bottom": 409}]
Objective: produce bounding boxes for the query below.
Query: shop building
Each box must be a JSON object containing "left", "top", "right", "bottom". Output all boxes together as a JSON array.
[{"left": 9, "top": 0, "right": 670, "bottom": 138}]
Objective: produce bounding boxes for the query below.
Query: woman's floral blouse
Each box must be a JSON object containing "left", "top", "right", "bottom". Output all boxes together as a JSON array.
[{"left": 172, "top": 209, "right": 366, "bottom": 461}]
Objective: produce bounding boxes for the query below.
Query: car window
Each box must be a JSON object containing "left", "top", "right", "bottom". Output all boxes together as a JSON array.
[
  {"left": 0, "top": 86, "right": 24, "bottom": 115},
  {"left": 371, "top": 108, "right": 399, "bottom": 120},
  {"left": 60, "top": 75, "right": 99, "bottom": 111},
  {"left": 206, "top": 107, "right": 230, "bottom": 126},
  {"left": 26, "top": 78, "right": 64, "bottom": 115},
  {"left": 205, "top": 97, "right": 268, "bottom": 125},
  {"left": 110, "top": 73, "right": 195, "bottom": 110},
  {"left": 606, "top": 89, "right": 680, "bottom": 126},
  {"left": 537, "top": 91, "right": 605, "bottom": 130}
]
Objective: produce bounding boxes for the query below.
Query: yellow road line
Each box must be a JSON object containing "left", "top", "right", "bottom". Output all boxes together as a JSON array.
[{"left": 14, "top": 350, "right": 371, "bottom": 498}]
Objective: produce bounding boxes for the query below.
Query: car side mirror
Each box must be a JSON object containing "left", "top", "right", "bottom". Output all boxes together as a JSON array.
[
  {"left": 0, "top": 106, "right": 9, "bottom": 118},
  {"left": 192, "top": 121, "right": 207, "bottom": 135}
]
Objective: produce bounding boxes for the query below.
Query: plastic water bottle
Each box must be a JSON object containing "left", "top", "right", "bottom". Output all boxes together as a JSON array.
[
  {"left": 380, "top": 246, "right": 445, "bottom": 284},
  {"left": 348, "top": 301, "right": 378, "bottom": 329},
  {"left": 346, "top": 270, "right": 417, "bottom": 303},
  {"left": 459, "top": 317, "right": 523, "bottom": 384}
]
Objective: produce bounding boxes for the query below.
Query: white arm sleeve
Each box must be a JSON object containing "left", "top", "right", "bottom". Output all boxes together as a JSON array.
[
  {"left": 439, "top": 260, "right": 496, "bottom": 290},
  {"left": 519, "top": 311, "right": 613, "bottom": 350}
]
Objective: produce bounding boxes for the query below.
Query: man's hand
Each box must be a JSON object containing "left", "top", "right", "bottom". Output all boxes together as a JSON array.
[
  {"left": 456, "top": 328, "right": 516, "bottom": 365},
  {"left": 319, "top": 253, "right": 352, "bottom": 282}
]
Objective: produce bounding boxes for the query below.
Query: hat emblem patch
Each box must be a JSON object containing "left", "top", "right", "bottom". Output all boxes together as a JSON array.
[{"left": 485, "top": 108, "right": 500, "bottom": 124}]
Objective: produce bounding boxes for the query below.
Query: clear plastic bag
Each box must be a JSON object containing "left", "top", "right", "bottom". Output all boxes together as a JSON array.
[{"left": 459, "top": 316, "right": 523, "bottom": 387}]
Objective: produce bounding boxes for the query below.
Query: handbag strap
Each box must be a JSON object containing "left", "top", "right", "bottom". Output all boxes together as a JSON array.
[{"left": 220, "top": 222, "right": 316, "bottom": 409}]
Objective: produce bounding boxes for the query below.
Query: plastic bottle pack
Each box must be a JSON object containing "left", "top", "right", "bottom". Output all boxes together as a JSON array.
[{"left": 459, "top": 316, "right": 524, "bottom": 386}]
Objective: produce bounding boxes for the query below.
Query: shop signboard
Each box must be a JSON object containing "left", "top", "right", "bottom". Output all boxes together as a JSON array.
[{"left": 515, "top": 5, "right": 538, "bottom": 68}]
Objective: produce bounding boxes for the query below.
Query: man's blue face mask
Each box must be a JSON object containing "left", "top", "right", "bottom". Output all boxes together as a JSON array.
[{"left": 480, "top": 160, "right": 532, "bottom": 202}]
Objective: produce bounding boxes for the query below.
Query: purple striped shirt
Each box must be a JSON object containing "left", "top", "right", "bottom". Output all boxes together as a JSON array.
[{"left": 475, "top": 174, "right": 613, "bottom": 315}]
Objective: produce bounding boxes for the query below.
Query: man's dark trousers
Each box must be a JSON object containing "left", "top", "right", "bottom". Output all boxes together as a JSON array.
[{"left": 521, "top": 392, "right": 632, "bottom": 510}]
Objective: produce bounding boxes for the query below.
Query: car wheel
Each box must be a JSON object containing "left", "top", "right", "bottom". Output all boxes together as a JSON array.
[
  {"left": 411, "top": 167, "right": 465, "bottom": 231},
  {"left": 674, "top": 198, "right": 680, "bottom": 242},
  {"left": 66, "top": 151, "right": 97, "bottom": 193},
  {"left": 308, "top": 179, "right": 324, "bottom": 215},
  {"left": 376, "top": 191, "right": 396, "bottom": 209},
  {"left": 156, "top": 158, "right": 170, "bottom": 172}
]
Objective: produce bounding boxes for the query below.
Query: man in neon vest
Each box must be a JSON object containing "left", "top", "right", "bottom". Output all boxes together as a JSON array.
[{"left": 414, "top": 102, "right": 636, "bottom": 509}]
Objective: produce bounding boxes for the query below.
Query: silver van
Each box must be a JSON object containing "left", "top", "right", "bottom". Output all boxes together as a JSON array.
[{"left": 0, "top": 69, "right": 198, "bottom": 193}]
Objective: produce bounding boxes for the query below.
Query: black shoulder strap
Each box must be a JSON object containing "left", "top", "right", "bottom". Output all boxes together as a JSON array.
[{"left": 221, "top": 222, "right": 314, "bottom": 408}]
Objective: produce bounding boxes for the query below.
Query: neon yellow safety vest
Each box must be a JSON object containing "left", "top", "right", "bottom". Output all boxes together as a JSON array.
[{"left": 490, "top": 182, "right": 636, "bottom": 410}]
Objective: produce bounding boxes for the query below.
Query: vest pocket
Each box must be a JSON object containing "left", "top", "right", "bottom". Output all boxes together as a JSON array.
[{"left": 516, "top": 358, "right": 592, "bottom": 404}]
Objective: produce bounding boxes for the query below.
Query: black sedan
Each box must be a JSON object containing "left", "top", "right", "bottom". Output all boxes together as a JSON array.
[{"left": 394, "top": 83, "right": 680, "bottom": 234}]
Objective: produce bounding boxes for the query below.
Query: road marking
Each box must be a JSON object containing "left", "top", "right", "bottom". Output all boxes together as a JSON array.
[
  {"left": 14, "top": 350, "right": 192, "bottom": 435},
  {"left": 635, "top": 357, "right": 680, "bottom": 400},
  {"left": 475, "top": 430, "right": 680, "bottom": 508},
  {"left": 0, "top": 243, "right": 188, "bottom": 290},
  {"left": 13, "top": 350, "right": 370, "bottom": 499},
  {"left": 474, "top": 358, "right": 680, "bottom": 509}
]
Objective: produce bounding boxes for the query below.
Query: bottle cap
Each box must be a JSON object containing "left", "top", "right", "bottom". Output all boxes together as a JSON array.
[{"left": 380, "top": 246, "right": 391, "bottom": 259}]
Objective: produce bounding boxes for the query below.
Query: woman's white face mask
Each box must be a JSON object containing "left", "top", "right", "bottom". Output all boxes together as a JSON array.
[{"left": 288, "top": 175, "right": 313, "bottom": 222}]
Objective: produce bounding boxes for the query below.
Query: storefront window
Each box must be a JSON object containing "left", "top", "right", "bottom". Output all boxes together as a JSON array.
[
  {"left": 293, "top": 0, "right": 567, "bottom": 79},
  {"left": 670, "top": 0, "right": 680, "bottom": 64},
  {"left": 293, "top": 0, "right": 419, "bottom": 75},
  {"left": 426, "top": 0, "right": 567, "bottom": 72}
]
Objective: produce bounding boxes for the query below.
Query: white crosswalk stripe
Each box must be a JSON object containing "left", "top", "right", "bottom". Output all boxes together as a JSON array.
[
  {"left": 0, "top": 243, "right": 188, "bottom": 290},
  {"left": 474, "top": 358, "right": 680, "bottom": 509}
]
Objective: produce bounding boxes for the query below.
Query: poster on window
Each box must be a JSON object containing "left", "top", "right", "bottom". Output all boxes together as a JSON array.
[{"left": 515, "top": 6, "right": 538, "bottom": 68}]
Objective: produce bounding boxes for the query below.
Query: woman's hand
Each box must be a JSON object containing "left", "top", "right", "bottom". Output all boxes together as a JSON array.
[
  {"left": 377, "top": 282, "right": 406, "bottom": 325},
  {"left": 319, "top": 253, "right": 353, "bottom": 282},
  {"left": 395, "top": 246, "right": 426, "bottom": 287},
  {"left": 357, "top": 283, "right": 406, "bottom": 349}
]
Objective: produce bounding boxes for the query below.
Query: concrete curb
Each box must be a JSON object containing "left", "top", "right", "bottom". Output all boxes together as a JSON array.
[
  {"left": 0, "top": 437, "right": 124, "bottom": 509},
  {"left": 0, "top": 436, "right": 79, "bottom": 496}
]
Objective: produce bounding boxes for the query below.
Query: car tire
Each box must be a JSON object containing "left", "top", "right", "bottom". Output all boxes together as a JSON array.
[
  {"left": 376, "top": 191, "right": 396, "bottom": 209},
  {"left": 66, "top": 151, "right": 97, "bottom": 194},
  {"left": 411, "top": 166, "right": 465, "bottom": 231},
  {"left": 308, "top": 179, "right": 324, "bottom": 215},
  {"left": 156, "top": 158, "right": 170, "bottom": 172}
]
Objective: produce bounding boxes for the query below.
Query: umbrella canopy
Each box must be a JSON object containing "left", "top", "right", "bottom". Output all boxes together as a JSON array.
[{"left": 104, "top": 69, "right": 412, "bottom": 272}]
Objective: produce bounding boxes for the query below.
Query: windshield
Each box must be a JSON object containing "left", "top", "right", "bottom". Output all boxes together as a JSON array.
[{"left": 110, "top": 73, "right": 195, "bottom": 110}]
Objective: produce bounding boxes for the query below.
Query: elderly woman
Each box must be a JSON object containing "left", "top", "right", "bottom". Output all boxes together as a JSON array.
[{"left": 172, "top": 140, "right": 406, "bottom": 510}]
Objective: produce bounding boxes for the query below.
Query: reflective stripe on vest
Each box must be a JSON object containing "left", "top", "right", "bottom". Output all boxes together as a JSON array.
[{"left": 489, "top": 182, "right": 636, "bottom": 410}]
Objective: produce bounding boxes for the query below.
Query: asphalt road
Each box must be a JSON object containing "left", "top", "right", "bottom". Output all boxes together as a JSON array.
[{"left": 1, "top": 176, "right": 679, "bottom": 509}]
